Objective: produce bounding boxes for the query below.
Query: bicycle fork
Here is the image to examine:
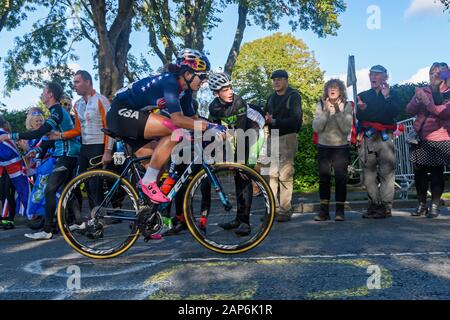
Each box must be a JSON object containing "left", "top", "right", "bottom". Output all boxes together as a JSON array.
[{"left": 203, "top": 163, "right": 233, "bottom": 212}]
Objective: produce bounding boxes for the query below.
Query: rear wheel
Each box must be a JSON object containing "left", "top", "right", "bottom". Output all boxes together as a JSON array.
[{"left": 57, "top": 170, "right": 141, "bottom": 259}]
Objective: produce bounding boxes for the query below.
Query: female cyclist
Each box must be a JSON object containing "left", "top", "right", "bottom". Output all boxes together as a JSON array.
[{"left": 106, "top": 48, "right": 225, "bottom": 204}]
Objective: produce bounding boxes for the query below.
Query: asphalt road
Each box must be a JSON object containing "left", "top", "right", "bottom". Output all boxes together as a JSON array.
[{"left": 1, "top": 207, "right": 450, "bottom": 300}]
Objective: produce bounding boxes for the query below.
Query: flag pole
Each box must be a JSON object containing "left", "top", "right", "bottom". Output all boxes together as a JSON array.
[{"left": 347, "top": 55, "right": 358, "bottom": 112}]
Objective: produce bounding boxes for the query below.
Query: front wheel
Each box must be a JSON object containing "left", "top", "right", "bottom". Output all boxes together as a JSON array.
[{"left": 183, "top": 163, "right": 276, "bottom": 254}]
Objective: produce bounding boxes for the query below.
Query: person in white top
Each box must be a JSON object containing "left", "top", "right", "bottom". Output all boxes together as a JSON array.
[{"left": 49, "top": 70, "right": 113, "bottom": 212}]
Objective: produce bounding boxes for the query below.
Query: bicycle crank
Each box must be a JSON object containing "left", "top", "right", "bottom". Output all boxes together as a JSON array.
[{"left": 137, "top": 206, "right": 164, "bottom": 242}]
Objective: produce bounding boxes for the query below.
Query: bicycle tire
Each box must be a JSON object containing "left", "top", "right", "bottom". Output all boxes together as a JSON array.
[
  {"left": 183, "top": 163, "right": 275, "bottom": 254},
  {"left": 57, "top": 169, "right": 141, "bottom": 259}
]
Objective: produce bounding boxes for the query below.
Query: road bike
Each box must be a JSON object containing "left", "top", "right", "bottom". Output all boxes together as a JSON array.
[{"left": 57, "top": 129, "right": 276, "bottom": 259}]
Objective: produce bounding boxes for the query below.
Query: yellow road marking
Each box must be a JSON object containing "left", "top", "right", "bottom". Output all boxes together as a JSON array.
[{"left": 145, "top": 258, "right": 393, "bottom": 300}]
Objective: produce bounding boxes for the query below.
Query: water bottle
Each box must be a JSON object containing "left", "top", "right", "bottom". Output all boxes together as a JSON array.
[
  {"left": 160, "top": 162, "right": 178, "bottom": 195},
  {"left": 364, "top": 127, "right": 376, "bottom": 138},
  {"left": 162, "top": 216, "right": 173, "bottom": 230},
  {"left": 113, "top": 141, "right": 126, "bottom": 165},
  {"left": 116, "top": 141, "right": 124, "bottom": 152}
]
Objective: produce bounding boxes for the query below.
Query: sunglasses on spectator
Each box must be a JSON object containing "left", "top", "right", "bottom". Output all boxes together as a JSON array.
[{"left": 30, "top": 111, "right": 43, "bottom": 116}]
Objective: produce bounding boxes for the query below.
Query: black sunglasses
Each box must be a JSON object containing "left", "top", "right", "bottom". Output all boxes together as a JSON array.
[{"left": 195, "top": 73, "right": 208, "bottom": 81}]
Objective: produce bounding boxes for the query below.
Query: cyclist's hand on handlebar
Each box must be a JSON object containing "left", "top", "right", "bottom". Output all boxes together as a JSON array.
[{"left": 207, "top": 123, "right": 227, "bottom": 140}]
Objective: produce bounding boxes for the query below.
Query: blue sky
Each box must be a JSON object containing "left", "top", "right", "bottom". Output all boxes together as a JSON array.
[{"left": 1, "top": 0, "right": 449, "bottom": 110}]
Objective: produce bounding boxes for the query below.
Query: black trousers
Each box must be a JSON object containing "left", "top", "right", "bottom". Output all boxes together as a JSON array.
[
  {"left": 0, "top": 171, "right": 16, "bottom": 221},
  {"left": 44, "top": 156, "right": 78, "bottom": 233},
  {"left": 414, "top": 164, "right": 445, "bottom": 206},
  {"left": 196, "top": 171, "right": 252, "bottom": 224},
  {"left": 318, "top": 146, "right": 350, "bottom": 203},
  {"left": 78, "top": 144, "right": 106, "bottom": 209}
]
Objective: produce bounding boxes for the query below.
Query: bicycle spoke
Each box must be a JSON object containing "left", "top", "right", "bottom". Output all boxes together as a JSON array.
[
  {"left": 59, "top": 170, "right": 140, "bottom": 258},
  {"left": 185, "top": 164, "right": 275, "bottom": 253}
]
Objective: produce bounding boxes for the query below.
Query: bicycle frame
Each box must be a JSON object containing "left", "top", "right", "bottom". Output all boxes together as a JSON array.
[
  {"left": 160, "top": 142, "right": 232, "bottom": 213},
  {"left": 92, "top": 140, "right": 232, "bottom": 222}
]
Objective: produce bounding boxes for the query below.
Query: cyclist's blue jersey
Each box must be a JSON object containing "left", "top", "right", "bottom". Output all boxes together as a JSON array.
[
  {"left": 47, "top": 105, "right": 81, "bottom": 157},
  {"left": 114, "top": 73, "right": 195, "bottom": 117}
]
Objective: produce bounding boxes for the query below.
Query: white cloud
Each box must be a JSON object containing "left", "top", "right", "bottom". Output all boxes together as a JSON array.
[
  {"left": 405, "top": 0, "right": 446, "bottom": 18},
  {"left": 325, "top": 67, "right": 371, "bottom": 102},
  {"left": 401, "top": 66, "right": 430, "bottom": 84},
  {"left": 68, "top": 63, "right": 81, "bottom": 72}
]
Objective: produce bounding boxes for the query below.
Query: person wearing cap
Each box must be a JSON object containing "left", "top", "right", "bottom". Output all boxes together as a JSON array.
[
  {"left": 406, "top": 62, "right": 450, "bottom": 219},
  {"left": 356, "top": 65, "right": 400, "bottom": 219},
  {"left": 264, "top": 69, "right": 302, "bottom": 222}
]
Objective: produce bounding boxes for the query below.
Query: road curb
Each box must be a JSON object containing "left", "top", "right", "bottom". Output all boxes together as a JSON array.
[
  {"left": 293, "top": 199, "right": 450, "bottom": 213},
  {"left": 8, "top": 200, "right": 450, "bottom": 226}
]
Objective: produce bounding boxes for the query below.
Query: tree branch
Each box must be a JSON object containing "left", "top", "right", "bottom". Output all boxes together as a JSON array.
[
  {"left": 148, "top": 0, "right": 178, "bottom": 58},
  {"left": 161, "top": 0, "right": 176, "bottom": 58},
  {"left": 147, "top": 20, "right": 169, "bottom": 65},
  {"left": 193, "top": 0, "right": 205, "bottom": 50},
  {"left": 109, "top": 0, "right": 134, "bottom": 44},
  {"left": 0, "top": 10, "right": 9, "bottom": 33},
  {"left": 80, "top": 0, "right": 94, "bottom": 22},
  {"left": 80, "top": 19, "right": 99, "bottom": 48},
  {"left": 124, "top": 63, "right": 136, "bottom": 83},
  {"left": 224, "top": 0, "right": 248, "bottom": 74},
  {"left": 88, "top": 0, "right": 107, "bottom": 41}
]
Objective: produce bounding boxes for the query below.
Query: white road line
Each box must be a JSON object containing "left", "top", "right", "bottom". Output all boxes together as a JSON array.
[
  {"left": 12, "top": 251, "right": 450, "bottom": 300},
  {"left": 163, "top": 251, "right": 450, "bottom": 263},
  {"left": 22, "top": 251, "right": 450, "bottom": 279}
]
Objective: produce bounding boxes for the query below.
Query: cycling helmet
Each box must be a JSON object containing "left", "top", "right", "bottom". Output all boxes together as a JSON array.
[
  {"left": 208, "top": 72, "right": 232, "bottom": 91},
  {"left": 176, "top": 48, "right": 211, "bottom": 73}
]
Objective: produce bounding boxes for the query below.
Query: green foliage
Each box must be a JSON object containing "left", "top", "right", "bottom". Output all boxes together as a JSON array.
[
  {"left": 125, "top": 53, "right": 154, "bottom": 83},
  {"left": 0, "top": 108, "right": 27, "bottom": 132},
  {"left": 294, "top": 124, "right": 318, "bottom": 192},
  {"left": 0, "top": 0, "right": 40, "bottom": 33},
  {"left": 0, "top": 99, "right": 49, "bottom": 132},
  {"left": 3, "top": 2, "right": 80, "bottom": 95},
  {"left": 2, "top": 1, "right": 147, "bottom": 97},
  {"left": 138, "top": 0, "right": 222, "bottom": 63},
  {"left": 232, "top": 33, "right": 324, "bottom": 123},
  {"left": 391, "top": 82, "right": 427, "bottom": 121},
  {"left": 240, "top": 0, "right": 346, "bottom": 37}
]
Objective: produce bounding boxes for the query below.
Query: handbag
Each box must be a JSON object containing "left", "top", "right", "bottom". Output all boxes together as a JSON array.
[{"left": 406, "top": 130, "right": 420, "bottom": 145}]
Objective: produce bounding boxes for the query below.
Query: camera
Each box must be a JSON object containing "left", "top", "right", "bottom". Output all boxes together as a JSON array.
[{"left": 440, "top": 70, "right": 450, "bottom": 81}]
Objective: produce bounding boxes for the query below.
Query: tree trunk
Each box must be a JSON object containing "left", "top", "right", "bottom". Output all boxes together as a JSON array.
[
  {"left": 89, "top": 0, "right": 134, "bottom": 99},
  {"left": 224, "top": 1, "right": 248, "bottom": 75},
  {"left": 161, "top": 0, "right": 176, "bottom": 60},
  {"left": 184, "top": 0, "right": 194, "bottom": 48},
  {"left": 193, "top": 0, "right": 206, "bottom": 51}
]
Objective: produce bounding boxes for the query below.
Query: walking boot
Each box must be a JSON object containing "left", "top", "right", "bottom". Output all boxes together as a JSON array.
[
  {"left": 411, "top": 202, "right": 428, "bottom": 216},
  {"left": 315, "top": 201, "right": 330, "bottom": 221},
  {"left": 426, "top": 203, "right": 440, "bottom": 219},
  {"left": 335, "top": 203, "right": 345, "bottom": 222}
]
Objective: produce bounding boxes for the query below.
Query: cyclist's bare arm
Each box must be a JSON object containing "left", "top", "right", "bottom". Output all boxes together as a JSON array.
[{"left": 170, "top": 112, "right": 208, "bottom": 131}]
